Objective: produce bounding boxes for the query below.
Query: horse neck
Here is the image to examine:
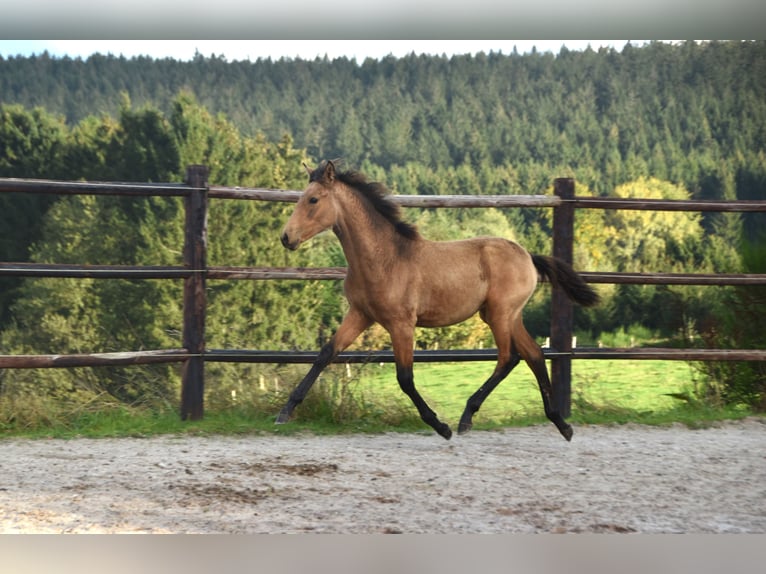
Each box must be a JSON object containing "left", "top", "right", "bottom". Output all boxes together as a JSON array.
[{"left": 332, "top": 188, "right": 404, "bottom": 273}]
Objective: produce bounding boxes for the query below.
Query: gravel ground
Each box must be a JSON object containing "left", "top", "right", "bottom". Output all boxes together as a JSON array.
[{"left": 1, "top": 418, "right": 764, "bottom": 533}]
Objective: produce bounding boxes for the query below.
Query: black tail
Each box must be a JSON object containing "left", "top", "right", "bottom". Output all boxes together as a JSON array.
[{"left": 532, "top": 254, "right": 600, "bottom": 307}]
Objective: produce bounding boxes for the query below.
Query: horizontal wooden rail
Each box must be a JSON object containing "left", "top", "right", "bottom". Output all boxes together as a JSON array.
[
  {"left": 4, "top": 264, "right": 766, "bottom": 286},
  {"left": 0, "top": 178, "right": 198, "bottom": 197},
  {"left": 208, "top": 186, "right": 563, "bottom": 208},
  {"left": 2, "top": 346, "right": 763, "bottom": 369},
  {"left": 211, "top": 268, "right": 766, "bottom": 286},
  {"left": 207, "top": 266, "right": 346, "bottom": 280},
  {"left": 0, "top": 263, "right": 193, "bottom": 279},
  {"left": 0, "top": 349, "right": 192, "bottom": 369},
  {"left": 208, "top": 187, "right": 301, "bottom": 202},
  {"left": 4, "top": 178, "right": 763, "bottom": 212},
  {"left": 205, "top": 347, "right": 766, "bottom": 363},
  {"left": 580, "top": 272, "right": 766, "bottom": 286},
  {"left": 567, "top": 348, "right": 766, "bottom": 361},
  {"left": 206, "top": 349, "right": 501, "bottom": 364},
  {"left": 570, "top": 197, "right": 766, "bottom": 212},
  {"left": 209, "top": 189, "right": 766, "bottom": 212},
  {"left": 192, "top": 186, "right": 766, "bottom": 212},
  {"left": 390, "top": 194, "right": 562, "bottom": 208}
]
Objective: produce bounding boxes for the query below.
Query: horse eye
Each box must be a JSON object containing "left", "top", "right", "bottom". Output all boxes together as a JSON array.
[{"left": 308, "top": 197, "right": 319, "bottom": 204}]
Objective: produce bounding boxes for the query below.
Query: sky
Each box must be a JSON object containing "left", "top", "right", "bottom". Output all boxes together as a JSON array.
[
  {"left": 0, "top": 40, "right": 641, "bottom": 63},
  {"left": 1, "top": 1, "right": 761, "bottom": 49}
]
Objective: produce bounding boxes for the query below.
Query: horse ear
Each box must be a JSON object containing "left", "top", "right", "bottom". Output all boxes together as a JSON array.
[
  {"left": 302, "top": 162, "right": 313, "bottom": 177},
  {"left": 324, "top": 160, "right": 336, "bottom": 183}
]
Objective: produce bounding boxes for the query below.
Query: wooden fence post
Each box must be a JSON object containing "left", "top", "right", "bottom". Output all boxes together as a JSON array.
[
  {"left": 180, "top": 165, "right": 209, "bottom": 420},
  {"left": 551, "top": 178, "right": 575, "bottom": 417}
]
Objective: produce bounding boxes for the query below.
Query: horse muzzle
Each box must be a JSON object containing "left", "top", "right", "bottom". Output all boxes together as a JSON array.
[{"left": 280, "top": 231, "right": 299, "bottom": 251}]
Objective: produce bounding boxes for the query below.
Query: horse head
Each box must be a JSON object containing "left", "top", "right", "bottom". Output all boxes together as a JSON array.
[{"left": 281, "top": 160, "right": 339, "bottom": 250}]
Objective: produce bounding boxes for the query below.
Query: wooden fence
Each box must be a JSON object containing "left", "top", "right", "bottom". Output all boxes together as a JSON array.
[{"left": 1, "top": 165, "right": 765, "bottom": 420}]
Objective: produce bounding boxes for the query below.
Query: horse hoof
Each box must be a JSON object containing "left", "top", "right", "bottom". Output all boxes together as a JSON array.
[
  {"left": 275, "top": 409, "right": 291, "bottom": 424},
  {"left": 457, "top": 421, "right": 472, "bottom": 434},
  {"left": 560, "top": 424, "right": 573, "bottom": 442},
  {"left": 437, "top": 424, "right": 453, "bottom": 440}
]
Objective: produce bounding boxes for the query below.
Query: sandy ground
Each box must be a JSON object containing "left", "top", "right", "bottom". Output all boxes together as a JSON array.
[{"left": 1, "top": 418, "right": 764, "bottom": 534}]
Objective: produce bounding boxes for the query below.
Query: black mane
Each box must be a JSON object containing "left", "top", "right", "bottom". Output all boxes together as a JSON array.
[{"left": 311, "top": 161, "right": 419, "bottom": 240}]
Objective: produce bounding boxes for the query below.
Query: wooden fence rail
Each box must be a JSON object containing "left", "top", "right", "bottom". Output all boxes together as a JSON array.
[
  {"left": 1, "top": 166, "right": 765, "bottom": 420},
  {"left": 4, "top": 263, "right": 765, "bottom": 286}
]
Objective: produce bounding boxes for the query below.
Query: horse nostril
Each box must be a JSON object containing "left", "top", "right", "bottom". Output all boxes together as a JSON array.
[{"left": 281, "top": 232, "right": 297, "bottom": 250}]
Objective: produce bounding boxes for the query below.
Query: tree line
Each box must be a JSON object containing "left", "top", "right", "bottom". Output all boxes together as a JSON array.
[
  {"left": 0, "top": 41, "right": 763, "bottom": 410},
  {"left": 2, "top": 41, "right": 764, "bottom": 195}
]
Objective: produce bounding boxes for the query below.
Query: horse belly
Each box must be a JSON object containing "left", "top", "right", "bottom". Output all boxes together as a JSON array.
[
  {"left": 416, "top": 305, "right": 480, "bottom": 328},
  {"left": 415, "top": 271, "right": 488, "bottom": 328}
]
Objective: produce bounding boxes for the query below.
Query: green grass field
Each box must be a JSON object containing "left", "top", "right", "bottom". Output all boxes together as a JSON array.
[
  {"left": 347, "top": 359, "right": 707, "bottom": 428},
  {"left": 0, "top": 359, "right": 753, "bottom": 439}
]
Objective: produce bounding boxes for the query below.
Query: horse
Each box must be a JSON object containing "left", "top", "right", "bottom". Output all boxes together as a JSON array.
[{"left": 278, "top": 160, "right": 599, "bottom": 440}]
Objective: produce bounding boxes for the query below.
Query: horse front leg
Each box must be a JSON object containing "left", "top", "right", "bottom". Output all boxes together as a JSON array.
[
  {"left": 390, "top": 325, "right": 452, "bottom": 440},
  {"left": 276, "top": 308, "right": 372, "bottom": 424},
  {"left": 275, "top": 340, "right": 334, "bottom": 423}
]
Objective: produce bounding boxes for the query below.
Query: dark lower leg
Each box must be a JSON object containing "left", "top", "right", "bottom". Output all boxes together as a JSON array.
[
  {"left": 277, "top": 309, "right": 371, "bottom": 425},
  {"left": 458, "top": 354, "right": 521, "bottom": 434},
  {"left": 526, "top": 358, "right": 573, "bottom": 441},
  {"left": 275, "top": 341, "right": 335, "bottom": 423},
  {"left": 396, "top": 364, "right": 452, "bottom": 440}
]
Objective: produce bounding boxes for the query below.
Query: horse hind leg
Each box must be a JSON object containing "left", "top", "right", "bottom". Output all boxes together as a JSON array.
[
  {"left": 513, "top": 320, "right": 573, "bottom": 441},
  {"left": 458, "top": 353, "right": 520, "bottom": 434},
  {"left": 458, "top": 315, "right": 521, "bottom": 434},
  {"left": 457, "top": 342, "right": 521, "bottom": 434}
]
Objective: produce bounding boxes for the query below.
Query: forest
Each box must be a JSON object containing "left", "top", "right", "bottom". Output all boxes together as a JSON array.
[{"left": 0, "top": 40, "right": 764, "bottom": 411}]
